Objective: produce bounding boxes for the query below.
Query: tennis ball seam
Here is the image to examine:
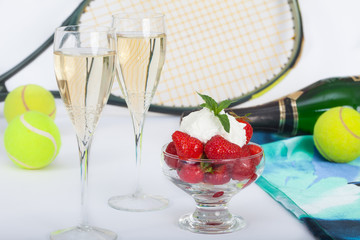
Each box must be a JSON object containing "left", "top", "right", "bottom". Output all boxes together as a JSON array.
[
  {"left": 340, "top": 107, "right": 360, "bottom": 139},
  {"left": 21, "top": 85, "right": 30, "bottom": 111},
  {"left": 313, "top": 136, "right": 333, "bottom": 162},
  {"left": 20, "top": 114, "right": 59, "bottom": 163},
  {"left": 7, "top": 152, "right": 39, "bottom": 169},
  {"left": 22, "top": 85, "right": 56, "bottom": 118},
  {"left": 48, "top": 107, "right": 56, "bottom": 118}
]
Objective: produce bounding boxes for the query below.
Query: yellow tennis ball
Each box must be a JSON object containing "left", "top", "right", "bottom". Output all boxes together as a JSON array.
[
  {"left": 313, "top": 106, "right": 360, "bottom": 163},
  {"left": 4, "top": 84, "right": 56, "bottom": 123},
  {"left": 4, "top": 111, "right": 61, "bottom": 169}
]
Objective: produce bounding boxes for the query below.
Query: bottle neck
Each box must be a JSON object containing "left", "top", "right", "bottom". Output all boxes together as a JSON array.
[{"left": 227, "top": 96, "right": 300, "bottom": 135}]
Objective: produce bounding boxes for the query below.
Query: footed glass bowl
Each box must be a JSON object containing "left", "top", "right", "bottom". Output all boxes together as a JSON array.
[{"left": 161, "top": 142, "right": 265, "bottom": 234}]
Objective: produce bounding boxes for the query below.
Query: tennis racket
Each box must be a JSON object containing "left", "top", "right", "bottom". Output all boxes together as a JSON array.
[{"left": 0, "top": 0, "right": 303, "bottom": 115}]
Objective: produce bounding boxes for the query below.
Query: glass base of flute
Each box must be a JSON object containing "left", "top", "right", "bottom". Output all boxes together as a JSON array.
[
  {"left": 108, "top": 193, "right": 169, "bottom": 212},
  {"left": 50, "top": 225, "right": 117, "bottom": 240},
  {"left": 108, "top": 109, "right": 169, "bottom": 212}
]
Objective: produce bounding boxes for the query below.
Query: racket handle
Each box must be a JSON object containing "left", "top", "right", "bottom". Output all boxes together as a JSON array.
[{"left": 228, "top": 76, "right": 360, "bottom": 135}]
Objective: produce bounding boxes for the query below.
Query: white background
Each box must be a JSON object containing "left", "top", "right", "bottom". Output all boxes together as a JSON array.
[{"left": 1, "top": 0, "right": 360, "bottom": 239}]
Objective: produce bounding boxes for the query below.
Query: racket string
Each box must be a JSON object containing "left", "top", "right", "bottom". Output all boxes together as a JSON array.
[{"left": 80, "top": 0, "right": 299, "bottom": 107}]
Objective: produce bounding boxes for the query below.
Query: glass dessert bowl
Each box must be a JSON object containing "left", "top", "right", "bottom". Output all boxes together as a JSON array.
[{"left": 161, "top": 142, "right": 265, "bottom": 234}]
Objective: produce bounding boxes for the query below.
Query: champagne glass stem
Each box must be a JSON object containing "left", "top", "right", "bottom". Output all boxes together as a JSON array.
[
  {"left": 77, "top": 137, "right": 93, "bottom": 227},
  {"left": 51, "top": 25, "right": 117, "bottom": 239},
  {"left": 131, "top": 112, "right": 145, "bottom": 198},
  {"left": 108, "top": 107, "right": 168, "bottom": 211}
]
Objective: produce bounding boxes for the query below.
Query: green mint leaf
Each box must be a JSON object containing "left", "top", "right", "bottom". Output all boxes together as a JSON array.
[
  {"left": 217, "top": 114, "right": 230, "bottom": 133},
  {"left": 216, "top": 99, "right": 233, "bottom": 114},
  {"left": 197, "top": 92, "right": 217, "bottom": 112},
  {"left": 200, "top": 103, "right": 208, "bottom": 108},
  {"left": 197, "top": 92, "right": 235, "bottom": 132}
]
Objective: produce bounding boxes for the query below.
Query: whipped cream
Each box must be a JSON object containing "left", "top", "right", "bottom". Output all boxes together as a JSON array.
[{"left": 179, "top": 108, "right": 247, "bottom": 147}]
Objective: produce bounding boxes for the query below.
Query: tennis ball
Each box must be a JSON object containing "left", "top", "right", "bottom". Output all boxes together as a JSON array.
[
  {"left": 4, "top": 84, "right": 56, "bottom": 123},
  {"left": 4, "top": 111, "right": 61, "bottom": 169},
  {"left": 313, "top": 106, "right": 360, "bottom": 163}
]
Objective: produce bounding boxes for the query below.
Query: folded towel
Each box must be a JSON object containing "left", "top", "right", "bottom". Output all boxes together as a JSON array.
[{"left": 253, "top": 133, "right": 360, "bottom": 240}]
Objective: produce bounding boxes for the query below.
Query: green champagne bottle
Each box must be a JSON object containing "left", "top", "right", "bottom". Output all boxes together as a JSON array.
[{"left": 227, "top": 76, "right": 360, "bottom": 135}]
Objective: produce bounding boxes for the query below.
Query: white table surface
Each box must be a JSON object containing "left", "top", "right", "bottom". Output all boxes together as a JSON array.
[
  {"left": 1, "top": 0, "right": 360, "bottom": 239},
  {"left": 0, "top": 103, "right": 316, "bottom": 240}
]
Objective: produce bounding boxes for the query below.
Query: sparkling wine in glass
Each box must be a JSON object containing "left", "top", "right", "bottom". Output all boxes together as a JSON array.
[
  {"left": 51, "top": 25, "right": 117, "bottom": 240},
  {"left": 108, "top": 13, "right": 169, "bottom": 212}
]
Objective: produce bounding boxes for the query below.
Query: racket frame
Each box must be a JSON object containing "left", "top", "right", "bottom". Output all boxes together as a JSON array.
[{"left": 0, "top": 0, "right": 303, "bottom": 116}]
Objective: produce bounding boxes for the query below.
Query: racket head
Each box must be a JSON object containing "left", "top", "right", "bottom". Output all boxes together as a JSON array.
[
  {"left": 78, "top": 0, "right": 303, "bottom": 114},
  {"left": 0, "top": 0, "right": 303, "bottom": 114}
]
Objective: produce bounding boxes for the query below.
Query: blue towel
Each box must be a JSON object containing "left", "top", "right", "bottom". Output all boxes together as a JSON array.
[{"left": 252, "top": 132, "right": 360, "bottom": 240}]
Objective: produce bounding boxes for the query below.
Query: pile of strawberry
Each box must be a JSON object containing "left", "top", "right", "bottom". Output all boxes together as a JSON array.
[{"left": 163, "top": 93, "right": 263, "bottom": 186}]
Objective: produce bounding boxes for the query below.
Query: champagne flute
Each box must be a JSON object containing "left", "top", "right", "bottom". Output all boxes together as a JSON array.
[
  {"left": 52, "top": 25, "right": 117, "bottom": 240},
  {"left": 108, "top": 13, "right": 168, "bottom": 211}
]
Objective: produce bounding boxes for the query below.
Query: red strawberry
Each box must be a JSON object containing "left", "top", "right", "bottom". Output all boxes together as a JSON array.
[
  {"left": 172, "top": 131, "right": 203, "bottom": 159},
  {"left": 164, "top": 142, "right": 179, "bottom": 169},
  {"left": 243, "top": 173, "right": 258, "bottom": 188},
  {"left": 204, "top": 164, "right": 231, "bottom": 185},
  {"left": 239, "top": 144, "right": 251, "bottom": 157},
  {"left": 236, "top": 118, "right": 253, "bottom": 145},
  {"left": 212, "top": 191, "right": 224, "bottom": 198},
  {"left": 232, "top": 156, "right": 256, "bottom": 181},
  {"left": 204, "top": 135, "right": 242, "bottom": 159},
  {"left": 247, "top": 144, "right": 263, "bottom": 166},
  {"left": 177, "top": 162, "right": 204, "bottom": 183}
]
